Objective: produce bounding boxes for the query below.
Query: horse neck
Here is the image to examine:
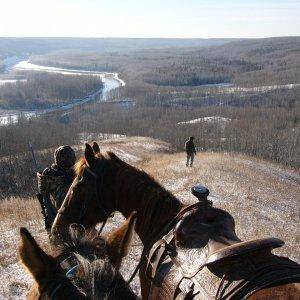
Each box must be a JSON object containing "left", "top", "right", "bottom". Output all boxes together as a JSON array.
[
  {"left": 121, "top": 194, "right": 182, "bottom": 247},
  {"left": 115, "top": 169, "right": 183, "bottom": 246}
]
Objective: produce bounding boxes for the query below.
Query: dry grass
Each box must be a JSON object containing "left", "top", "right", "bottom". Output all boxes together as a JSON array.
[
  {"left": 0, "top": 137, "right": 299, "bottom": 299},
  {"left": 0, "top": 197, "right": 48, "bottom": 299},
  {"left": 142, "top": 151, "right": 300, "bottom": 262},
  {"left": 0, "top": 197, "right": 47, "bottom": 267}
]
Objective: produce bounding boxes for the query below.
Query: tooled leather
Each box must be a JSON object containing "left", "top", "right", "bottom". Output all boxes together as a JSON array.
[{"left": 146, "top": 204, "right": 299, "bottom": 299}]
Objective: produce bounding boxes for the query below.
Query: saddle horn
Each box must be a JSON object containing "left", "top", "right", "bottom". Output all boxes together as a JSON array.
[{"left": 191, "top": 185, "right": 212, "bottom": 206}]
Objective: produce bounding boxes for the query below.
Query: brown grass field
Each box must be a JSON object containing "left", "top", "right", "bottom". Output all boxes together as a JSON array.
[{"left": 0, "top": 137, "right": 299, "bottom": 299}]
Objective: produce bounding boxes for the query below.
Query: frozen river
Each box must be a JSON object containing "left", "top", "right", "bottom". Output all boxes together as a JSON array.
[{"left": 0, "top": 60, "right": 125, "bottom": 126}]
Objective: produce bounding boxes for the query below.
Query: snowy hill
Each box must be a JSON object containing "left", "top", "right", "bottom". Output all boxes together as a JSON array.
[{"left": 0, "top": 136, "right": 299, "bottom": 299}]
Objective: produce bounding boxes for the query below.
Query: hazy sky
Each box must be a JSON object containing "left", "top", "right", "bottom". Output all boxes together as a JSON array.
[{"left": 0, "top": 0, "right": 299, "bottom": 38}]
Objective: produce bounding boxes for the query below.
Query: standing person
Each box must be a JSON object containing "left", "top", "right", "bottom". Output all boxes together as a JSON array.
[
  {"left": 185, "top": 136, "right": 197, "bottom": 167},
  {"left": 37, "top": 145, "right": 76, "bottom": 229}
]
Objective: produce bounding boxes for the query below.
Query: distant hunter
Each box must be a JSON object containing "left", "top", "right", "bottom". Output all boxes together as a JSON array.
[{"left": 185, "top": 136, "right": 196, "bottom": 167}]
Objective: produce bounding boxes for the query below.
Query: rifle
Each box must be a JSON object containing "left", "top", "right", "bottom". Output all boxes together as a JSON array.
[{"left": 28, "top": 142, "right": 51, "bottom": 232}]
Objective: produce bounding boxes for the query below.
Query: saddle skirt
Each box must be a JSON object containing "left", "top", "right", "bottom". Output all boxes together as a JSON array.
[{"left": 147, "top": 205, "right": 299, "bottom": 299}]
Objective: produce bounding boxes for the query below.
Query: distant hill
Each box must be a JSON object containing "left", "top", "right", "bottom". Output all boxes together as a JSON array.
[
  {"left": 0, "top": 37, "right": 237, "bottom": 59},
  {"left": 199, "top": 36, "right": 300, "bottom": 59}
]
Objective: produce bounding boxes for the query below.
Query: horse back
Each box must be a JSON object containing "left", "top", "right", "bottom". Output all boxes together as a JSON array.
[{"left": 249, "top": 283, "right": 300, "bottom": 299}]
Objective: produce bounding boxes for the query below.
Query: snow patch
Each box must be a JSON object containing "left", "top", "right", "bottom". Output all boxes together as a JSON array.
[
  {"left": 178, "top": 116, "right": 231, "bottom": 125},
  {"left": 0, "top": 262, "right": 33, "bottom": 300},
  {"left": 225, "top": 83, "right": 300, "bottom": 93},
  {"left": 78, "top": 132, "right": 126, "bottom": 144},
  {"left": 0, "top": 79, "right": 27, "bottom": 86}
]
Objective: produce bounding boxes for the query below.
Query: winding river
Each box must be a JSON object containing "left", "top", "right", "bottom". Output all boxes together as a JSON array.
[
  {"left": 1, "top": 59, "right": 299, "bottom": 126},
  {"left": 0, "top": 60, "right": 125, "bottom": 126}
]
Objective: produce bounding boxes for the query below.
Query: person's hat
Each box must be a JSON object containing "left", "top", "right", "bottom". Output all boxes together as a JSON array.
[{"left": 54, "top": 145, "right": 76, "bottom": 169}]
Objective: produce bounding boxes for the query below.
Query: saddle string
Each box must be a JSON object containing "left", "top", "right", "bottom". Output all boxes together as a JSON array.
[{"left": 128, "top": 203, "right": 203, "bottom": 287}]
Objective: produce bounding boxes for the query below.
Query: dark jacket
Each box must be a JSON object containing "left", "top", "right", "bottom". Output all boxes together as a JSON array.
[
  {"left": 38, "top": 165, "right": 75, "bottom": 210},
  {"left": 185, "top": 140, "right": 196, "bottom": 155}
]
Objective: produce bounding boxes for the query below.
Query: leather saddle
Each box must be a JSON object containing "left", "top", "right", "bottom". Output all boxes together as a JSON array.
[
  {"left": 205, "top": 237, "right": 284, "bottom": 267},
  {"left": 146, "top": 185, "right": 286, "bottom": 299},
  {"left": 147, "top": 221, "right": 283, "bottom": 282}
]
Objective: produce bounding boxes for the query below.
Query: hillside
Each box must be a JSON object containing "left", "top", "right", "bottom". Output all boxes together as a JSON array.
[
  {"left": 1, "top": 37, "right": 298, "bottom": 170},
  {"left": 0, "top": 137, "right": 299, "bottom": 299},
  {"left": 30, "top": 36, "right": 300, "bottom": 87},
  {"left": 0, "top": 37, "right": 235, "bottom": 60}
]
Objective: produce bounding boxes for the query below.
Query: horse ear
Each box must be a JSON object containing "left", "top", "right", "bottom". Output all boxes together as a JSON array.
[
  {"left": 107, "top": 151, "right": 124, "bottom": 164},
  {"left": 106, "top": 211, "right": 137, "bottom": 270},
  {"left": 85, "top": 143, "right": 95, "bottom": 167},
  {"left": 92, "top": 141, "right": 100, "bottom": 155},
  {"left": 19, "top": 227, "right": 55, "bottom": 281}
]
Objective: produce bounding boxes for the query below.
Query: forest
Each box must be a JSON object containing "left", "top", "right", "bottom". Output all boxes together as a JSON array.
[
  {"left": 31, "top": 37, "right": 300, "bottom": 88},
  {"left": 0, "top": 72, "right": 103, "bottom": 109}
]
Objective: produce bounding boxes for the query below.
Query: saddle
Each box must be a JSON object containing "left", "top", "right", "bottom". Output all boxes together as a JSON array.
[{"left": 145, "top": 185, "right": 298, "bottom": 299}]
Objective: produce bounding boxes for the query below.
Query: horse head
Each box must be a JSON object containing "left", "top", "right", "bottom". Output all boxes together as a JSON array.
[
  {"left": 52, "top": 142, "right": 125, "bottom": 237},
  {"left": 20, "top": 212, "right": 137, "bottom": 299}
]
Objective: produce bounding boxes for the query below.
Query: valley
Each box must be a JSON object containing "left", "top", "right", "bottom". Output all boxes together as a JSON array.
[
  {"left": 0, "top": 59, "right": 124, "bottom": 125},
  {"left": 0, "top": 0, "right": 299, "bottom": 298}
]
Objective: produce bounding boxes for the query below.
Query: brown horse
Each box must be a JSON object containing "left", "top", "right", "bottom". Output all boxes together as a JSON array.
[
  {"left": 20, "top": 212, "right": 138, "bottom": 299},
  {"left": 52, "top": 142, "right": 300, "bottom": 299}
]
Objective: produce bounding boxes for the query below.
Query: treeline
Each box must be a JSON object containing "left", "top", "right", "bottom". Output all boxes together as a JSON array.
[
  {"left": 0, "top": 72, "right": 103, "bottom": 109},
  {"left": 142, "top": 61, "right": 231, "bottom": 86},
  {"left": 1, "top": 37, "right": 299, "bottom": 198},
  {"left": 30, "top": 36, "right": 300, "bottom": 88},
  {"left": 0, "top": 88, "right": 298, "bottom": 198}
]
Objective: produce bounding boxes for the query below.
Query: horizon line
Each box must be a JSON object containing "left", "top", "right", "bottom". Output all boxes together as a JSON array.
[{"left": 1, "top": 35, "right": 299, "bottom": 39}]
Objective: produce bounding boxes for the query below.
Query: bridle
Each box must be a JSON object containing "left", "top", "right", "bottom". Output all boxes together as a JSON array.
[
  {"left": 41, "top": 274, "right": 85, "bottom": 299},
  {"left": 56, "top": 160, "right": 113, "bottom": 234},
  {"left": 78, "top": 163, "right": 112, "bottom": 225}
]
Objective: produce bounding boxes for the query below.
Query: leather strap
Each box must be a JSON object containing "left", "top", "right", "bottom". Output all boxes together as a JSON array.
[
  {"left": 146, "top": 203, "right": 200, "bottom": 282},
  {"left": 147, "top": 230, "right": 175, "bottom": 281}
]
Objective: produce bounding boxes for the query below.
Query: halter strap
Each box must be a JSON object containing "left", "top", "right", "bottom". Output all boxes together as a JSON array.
[
  {"left": 47, "top": 277, "right": 83, "bottom": 299},
  {"left": 57, "top": 161, "right": 112, "bottom": 228},
  {"left": 49, "top": 282, "right": 63, "bottom": 299}
]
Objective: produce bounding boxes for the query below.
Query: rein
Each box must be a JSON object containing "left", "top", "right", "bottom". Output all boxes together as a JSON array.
[{"left": 56, "top": 161, "right": 111, "bottom": 235}]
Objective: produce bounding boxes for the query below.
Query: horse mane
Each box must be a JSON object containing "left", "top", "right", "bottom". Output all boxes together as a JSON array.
[
  {"left": 55, "top": 225, "right": 107, "bottom": 261},
  {"left": 105, "top": 151, "right": 182, "bottom": 210},
  {"left": 106, "top": 152, "right": 183, "bottom": 240},
  {"left": 56, "top": 225, "right": 136, "bottom": 299},
  {"left": 73, "top": 256, "right": 136, "bottom": 299},
  {"left": 74, "top": 157, "right": 87, "bottom": 177}
]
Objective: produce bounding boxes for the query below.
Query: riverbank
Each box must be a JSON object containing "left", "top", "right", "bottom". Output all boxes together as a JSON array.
[{"left": 0, "top": 60, "right": 125, "bottom": 126}]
